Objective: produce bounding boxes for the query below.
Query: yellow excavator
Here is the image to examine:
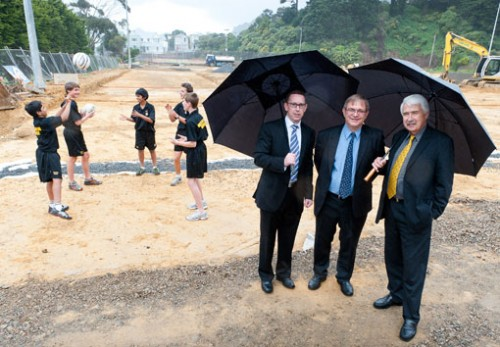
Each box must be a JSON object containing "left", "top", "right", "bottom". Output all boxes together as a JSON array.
[{"left": 442, "top": 31, "right": 500, "bottom": 87}]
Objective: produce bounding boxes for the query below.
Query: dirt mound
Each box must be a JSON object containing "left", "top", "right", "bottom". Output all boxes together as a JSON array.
[{"left": 0, "top": 69, "right": 127, "bottom": 139}]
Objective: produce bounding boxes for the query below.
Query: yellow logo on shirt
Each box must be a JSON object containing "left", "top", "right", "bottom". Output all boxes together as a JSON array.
[
  {"left": 34, "top": 126, "right": 41, "bottom": 136},
  {"left": 197, "top": 119, "right": 206, "bottom": 129}
]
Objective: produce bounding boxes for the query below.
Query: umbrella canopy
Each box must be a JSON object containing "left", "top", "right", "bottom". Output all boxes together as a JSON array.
[
  {"left": 349, "top": 58, "right": 496, "bottom": 176},
  {"left": 203, "top": 50, "right": 359, "bottom": 157}
]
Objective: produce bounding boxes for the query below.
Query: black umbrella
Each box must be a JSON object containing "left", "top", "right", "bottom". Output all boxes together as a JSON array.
[
  {"left": 349, "top": 58, "right": 496, "bottom": 176},
  {"left": 203, "top": 50, "right": 359, "bottom": 157}
]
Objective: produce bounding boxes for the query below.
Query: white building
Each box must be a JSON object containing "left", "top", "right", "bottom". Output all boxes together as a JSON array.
[
  {"left": 130, "top": 29, "right": 169, "bottom": 54},
  {"left": 173, "top": 33, "right": 189, "bottom": 52}
]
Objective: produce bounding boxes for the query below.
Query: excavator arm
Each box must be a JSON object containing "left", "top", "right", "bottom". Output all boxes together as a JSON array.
[{"left": 442, "top": 32, "right": 489, "bottom": 79}]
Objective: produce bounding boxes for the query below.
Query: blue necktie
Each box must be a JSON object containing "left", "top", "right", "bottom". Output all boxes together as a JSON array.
[
  {"left": 289, "top": 124, "right": 300, "bottom": 184},
  {"left": 339, "top": 133, "right": 354, "bottom": 198}
]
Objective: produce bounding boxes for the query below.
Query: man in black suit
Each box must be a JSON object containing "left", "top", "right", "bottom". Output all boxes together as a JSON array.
[
  {"left": 307, "top": 94, "right": 385, "bottom": 296},
  {"left": 254, "top": 90, "right": 315, "bottom": 294},
  {"left": 371, "top": 94, "right": 454, "bottom": 342}
]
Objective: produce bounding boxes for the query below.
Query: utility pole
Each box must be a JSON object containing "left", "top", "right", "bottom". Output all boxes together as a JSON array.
[
  {"left": 488, "top": 0, "right": 500, "bottom": 53},
  {"left": 125, "top": 0, "right": 131, "bottom": 69},
  {"left": 429, "top": 34, "right": 437, "bottom": 67},
  {"left": 225, "top": 29, "right": 229, "bottom": 52},
  {"left": 23, "top": 0, "right": 45, "bottom": 91},
  {"left": 299, "top": 16, "right": 305, "bottom": 53}
]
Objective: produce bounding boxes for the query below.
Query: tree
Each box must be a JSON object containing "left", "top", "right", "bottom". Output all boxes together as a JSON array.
[
  {"left": 68, "top": 0, "right": 125, "bottom": 51},
  {"left": 389, "top": 0, "right": 406, "bottom": 16},
  {"left": 197, "top": 33, "right": 226, "bottom": 51},
  {"left": 455, "top": 0, "right": 499, "bottom": 34},
  {"left": 106, "top": 34, "right": 126, "bottom": 57},
  {"left": 303, "top": 0, "right": 381, "bottom": 45},
  {"left": 0, "top": 0, "right": 88, "bottom": 52}
]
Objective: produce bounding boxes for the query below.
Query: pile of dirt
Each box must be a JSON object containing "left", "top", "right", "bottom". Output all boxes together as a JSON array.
[{"left": 0, "top": 69, "right": 127, "bottom": 139}]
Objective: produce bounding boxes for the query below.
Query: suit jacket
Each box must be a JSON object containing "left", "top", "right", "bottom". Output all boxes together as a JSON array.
[
  {"left": 253, "top": 118, "right": 315, "bottom": 213},
  {"left": 314, "top": 124, "right": 385, "bottom": 217},
  {"left": 376, "top": 127, "right": 454, "bottom": 228}
]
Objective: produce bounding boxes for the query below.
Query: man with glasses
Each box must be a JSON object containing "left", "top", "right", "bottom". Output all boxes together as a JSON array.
[
  {"left": 254, "top": 90, "right": 315, "bottom": 294},
  {"left": 308, "top": 94, "right": 385, "bottom": 297}
]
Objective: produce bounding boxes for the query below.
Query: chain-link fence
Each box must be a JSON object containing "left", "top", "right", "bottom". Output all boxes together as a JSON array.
[{"left": 0, "top": 47, "right": 119, "bottom": 85}]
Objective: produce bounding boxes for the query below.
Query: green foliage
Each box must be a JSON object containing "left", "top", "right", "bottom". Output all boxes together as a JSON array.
[
  {"left": 455, "top": 0, "right": 499, "bottom": 34},
  {"left": 130, "top": 47, "right": 140, "bottom": 59},
  {"left": 0, "top": 0, "right": 88, "bottom": 52},
  {"left": 69, "top": 0, "right": 128, "bottom": 53},
  {"left": 197, "top": 33, "right": 226, "bottom": 51},
  {"left": 106, "top": 34, "right": 126, "bottom": 57},
  {"left": 321, "top": 43, "right": 364, "bottom": 66},
  {"left": 233, "top": 0, "right": 498, "bottom": 71}
]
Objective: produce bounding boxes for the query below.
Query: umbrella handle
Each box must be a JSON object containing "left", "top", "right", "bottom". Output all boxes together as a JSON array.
[
  {"left": 364, "top": 151, "right": 390, "bottom": 182},
  {"left": 364, "top": 168, "right": 378, "bottom": 182}
]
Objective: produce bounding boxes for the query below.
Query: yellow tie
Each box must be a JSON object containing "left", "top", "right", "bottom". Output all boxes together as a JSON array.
[{"left": 387, "top": 135, "right": 415, "bottom": 199}]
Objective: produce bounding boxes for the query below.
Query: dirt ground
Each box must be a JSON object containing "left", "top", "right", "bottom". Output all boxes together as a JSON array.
[{"left": 0, "top": 65, "right": 498, "bottom": 346}]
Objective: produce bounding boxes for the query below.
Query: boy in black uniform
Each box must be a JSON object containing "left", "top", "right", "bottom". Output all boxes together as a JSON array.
[
  {"left": 165, "top": 82, "right": 193, "bottom": 186},
  {"left": 62, "top": 81, "right": 102, "bottom": 191},
  {"left": 170, "top": 93, "right": 209, "bottom": 221},
  {"left": 120, "top": 87, "right": 160, "bottom": 175},
  {"left": 25, "top": 99, "right": 72, "bottom": 219}
]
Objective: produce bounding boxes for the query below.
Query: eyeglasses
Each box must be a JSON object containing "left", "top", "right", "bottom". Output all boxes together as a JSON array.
[
  {"left": 287, "top": 102, "right": 307, "bottom": 109},
  {"left": 345, "top": 108, "right": 367, "bottom": 115}
]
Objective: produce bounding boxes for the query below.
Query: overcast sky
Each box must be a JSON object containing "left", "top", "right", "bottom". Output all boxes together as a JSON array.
[{"left": 124, "top": 0, "right": 305, "bottom": 34}]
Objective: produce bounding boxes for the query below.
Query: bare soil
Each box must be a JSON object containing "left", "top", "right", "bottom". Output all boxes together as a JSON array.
[{"left": 0, "top": 65, "right": 498, "bottom": 346}]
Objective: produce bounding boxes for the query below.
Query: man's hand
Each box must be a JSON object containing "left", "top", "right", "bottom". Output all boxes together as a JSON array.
[
  {"left": 284, "top": 153, "right": 296, "bottom": 167},
  {"left": 372, "top": 156, "right": 388, "bottom": 172}
]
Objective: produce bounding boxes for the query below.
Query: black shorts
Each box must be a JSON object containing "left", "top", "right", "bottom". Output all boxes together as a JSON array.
[
  {"left": 36, "top": 149, "right": 63, "bottom": 182},
  {"left": 174, "top": 130, "right": 187, "bottom": 152},
  {"left": 63, "top": 128, "right": 88, "bottom": 157},
  {"left": 135, "top": 130, "right": 156, "bottom": 150},
  {"left": 186, "top": 143, "right": 207, "bottom": 178}
]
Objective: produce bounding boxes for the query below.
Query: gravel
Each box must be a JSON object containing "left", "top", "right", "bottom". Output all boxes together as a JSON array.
[
  {"left": 0, "top": 158, "right": 256, "bottom": 179},
  {"left": 0, "top": 198, "right": 498, "bottom": 346}
]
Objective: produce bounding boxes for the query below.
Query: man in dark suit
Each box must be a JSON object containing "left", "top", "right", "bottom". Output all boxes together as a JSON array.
[
  {"left": 254, "top": 90, "right": 315, "bottom": 294},
  {"left": 371, "top": 94, "right": 454, "bottom": 342},
  {"left": 307, "top": 94, "right": 385, "bottom": 296}
]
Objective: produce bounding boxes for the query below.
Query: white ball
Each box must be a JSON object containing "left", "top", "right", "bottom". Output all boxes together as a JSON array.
[
  {"left": 72, "top": 52, "right": 91, "bottom": 70},
  {"left": 82, "top": 103, "right": 96, "bottom": 116}
]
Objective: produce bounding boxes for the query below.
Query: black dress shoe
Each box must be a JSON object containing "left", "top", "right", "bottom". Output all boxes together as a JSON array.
[
  {"left": 337, "top": 279, "right": 353, "bottom": 296},
  {"left": 400, "top": 319, "right": 418, "bottom": 342},
  {"left": 261, "top": 281, "right": 273, "bottom": 294},
  {"left": 307, "top": 275, "right": 326, "bottom": 290},
  {"left": 373, "top": 293, "right": 403, "bottom": 309},
  {"left": 277, "top": 277, "right": 295, "bottom": 289}
]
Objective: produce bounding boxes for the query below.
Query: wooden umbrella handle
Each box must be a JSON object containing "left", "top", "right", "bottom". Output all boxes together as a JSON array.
[
  {"left": 364, "top": 167, "right": 378, "bottom": 182},
  {"left": 364, "top": 150, "right": 390, "bottom": 182}
]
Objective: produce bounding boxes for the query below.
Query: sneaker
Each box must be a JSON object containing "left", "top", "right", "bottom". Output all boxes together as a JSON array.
[
  {"left": 170, "top": 176, "right": 182, "bottom": 186},
  {"left": 136, "top": 168, "right": 146, "bottom": 176},
  {"left": 69, "top": 181, "right": 83, "bottom": 191},
  {"left": 186, "top": 211, "right": 208, "bottom": 221},
  {"left": 152, "top": 167, "right": 160, "bottom": 175},
  {"left": 187, "top": 200, "right": 208, "bottom": 210},
  {"left": 49, "top": 207, "right": 72, "bottom": 220},
  {"left": 48, "top": 204, "right": 69, "bottom": 213},
  {"left": 84, "top": 177, "right": 102, "bottom": 185}
]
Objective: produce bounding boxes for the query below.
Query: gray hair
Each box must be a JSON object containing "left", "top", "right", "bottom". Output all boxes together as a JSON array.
[
  {"left": 343, "top": 94, "right": 370, "bottom": 112},
  {"left": 400, "top": 94, "right": 429, "bottom": 115}
]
